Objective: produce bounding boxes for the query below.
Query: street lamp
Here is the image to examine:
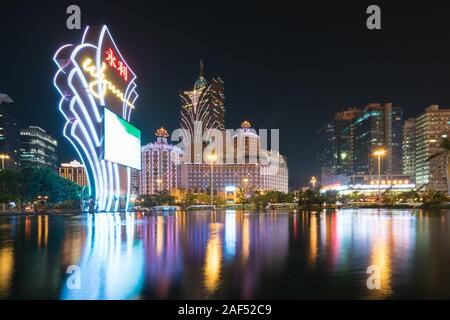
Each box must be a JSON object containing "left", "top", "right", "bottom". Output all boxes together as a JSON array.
[
  {"left": 207, "top": 152, "right": 217, "bottom": 209},
  {"left": 310, "top": 176, "right": 317, "bottom": 189},
  {"left": 373, "top": 148, "right": 387, "bottom": 206},
  {"left": 0, "top": 154, "right": 10, "bottom": 170}
]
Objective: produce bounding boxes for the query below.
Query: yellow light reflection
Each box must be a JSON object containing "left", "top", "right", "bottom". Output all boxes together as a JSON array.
[
  {"left": 203, "top": 223, "right": 222, "bottom": 295},
  {"left": 0, "top": 247, "right": 13, "bottom": 298},
  {"left": 309, "top": 214, "right": 318, "bottom": 267}
]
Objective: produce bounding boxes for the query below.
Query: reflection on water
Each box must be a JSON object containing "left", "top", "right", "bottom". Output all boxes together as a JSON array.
[{"left": 1, "top": 209, "right": 450, "bottom": 299}]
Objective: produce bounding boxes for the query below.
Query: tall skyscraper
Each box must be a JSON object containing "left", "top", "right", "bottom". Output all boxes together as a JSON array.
[
  {"left": 140, "top": 128, "right": 182, "bottom": 195},
  {"left": 351, "top": 103, "right": 403, "bottom": 176},
  {"left": 0, "top": 94, "right": 19, "bottom": 168},
  {"left": 318, "top": 107, "right": 360, "bottom": 184},
  {"left": 415, "top": 105, "right": 450, "bottom": 191},
  {"left": 180, "top": 61, "right": 225, "bottom": 163},
  {"left": 18, "top": 126, "right": 58, "bottom": 170},
  {"left": 402, "top": 118, "right": 416, "bottom": 180}
]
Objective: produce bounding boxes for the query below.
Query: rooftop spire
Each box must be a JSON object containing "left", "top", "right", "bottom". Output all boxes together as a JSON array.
[{"left": 199, "top": 60, "right": 204, "bottom": 78}]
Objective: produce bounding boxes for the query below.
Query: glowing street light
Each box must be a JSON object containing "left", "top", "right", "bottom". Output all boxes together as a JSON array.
[
  {"left": 373, "top": 148, "right": 387, "bottom": 206},
  {"left": 207, "top": 152, "right": 217, "bottom": 209},
  {"left": 310, "top": 176, "right": 317, "bottom": 189},
  {"left": 0, "top": 154, "right": 10, "bottom": 171}
]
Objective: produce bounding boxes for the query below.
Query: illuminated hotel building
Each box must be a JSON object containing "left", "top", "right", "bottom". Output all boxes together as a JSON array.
[
  {"left": 18, "top": 126, "right": 58, "bottom": 171},
  {"left": 402, "top": 118, "right": 416, "bottom": 180},
  {"left": 140, "top": 128, "right": 182, "bottom": 195},
  {"left": 180, "top": 61, "right": 225, "bottom": 163},
  {"left": 59, "top": 160, "right": 88, "bottom": 186},
  {"left": 415, "top": 105, "right": 450, "bottom": 191},
  {"left": 0, "top": 95, "right": 19, "bottom": 168},
  {"left": 179, "top": 121, "right": 289, "bottom": 194}
]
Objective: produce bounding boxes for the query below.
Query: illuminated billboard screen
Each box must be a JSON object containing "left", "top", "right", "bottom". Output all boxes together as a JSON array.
[{"left": 103, "top": 107, "right": 141, "bottom": 170}]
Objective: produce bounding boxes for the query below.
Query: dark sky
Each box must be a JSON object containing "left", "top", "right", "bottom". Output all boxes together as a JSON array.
[{"left": 2, "top": 1, "right": 450, "bottom": 186}]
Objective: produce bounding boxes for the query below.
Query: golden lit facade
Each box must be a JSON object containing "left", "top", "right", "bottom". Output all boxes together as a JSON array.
[
  {"left": 140, "top": 128, "right": 182, "bottom": 195},
  {"left": 59, "top": 160, "right": 88, "bottom": 186}
]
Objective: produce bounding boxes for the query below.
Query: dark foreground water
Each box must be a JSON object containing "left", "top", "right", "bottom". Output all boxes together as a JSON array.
[{"left": 1, "top": 209, "right": 450, "bottom": 299}]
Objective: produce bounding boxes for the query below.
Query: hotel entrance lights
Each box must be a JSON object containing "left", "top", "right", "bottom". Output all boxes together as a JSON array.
[{"left": 310, "top": 176, "right": 317, "bottom": 189}]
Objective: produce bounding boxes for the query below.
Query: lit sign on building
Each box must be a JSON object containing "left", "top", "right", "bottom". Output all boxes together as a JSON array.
[{"left": 54, "top": 25, "right": 140, "bottom": 212}]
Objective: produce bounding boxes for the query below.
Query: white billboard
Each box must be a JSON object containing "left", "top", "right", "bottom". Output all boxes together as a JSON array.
[{"left": 103, "top": 108, "right": 141, "bottom": 170}]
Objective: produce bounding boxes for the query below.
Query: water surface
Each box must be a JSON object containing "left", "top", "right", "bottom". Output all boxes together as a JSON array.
[{"left": 1, "top": 209, "right": 450, "bottom": 299}]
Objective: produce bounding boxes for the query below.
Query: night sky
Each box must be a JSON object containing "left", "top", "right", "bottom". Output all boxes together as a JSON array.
[{"left": 2, "top": 1, "right": 450, "bottom": 187}]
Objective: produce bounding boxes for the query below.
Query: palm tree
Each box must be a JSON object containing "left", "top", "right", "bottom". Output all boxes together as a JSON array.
[{"left": 426, "top": 137, "right": 450, "bottom": 195}]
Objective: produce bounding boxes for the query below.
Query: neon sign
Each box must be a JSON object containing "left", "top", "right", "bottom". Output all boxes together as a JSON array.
[
  {"left": 82, "top": 58, "right": 135, "bottom": 108},
  {"left": 105, "top": 48, "right": 129, "bottom": 82},
  {"left": 53, "top": 25, "right": 140, "bottom": 212}
]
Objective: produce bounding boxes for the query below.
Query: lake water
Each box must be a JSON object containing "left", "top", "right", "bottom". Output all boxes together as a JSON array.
[{"left": 1, "top": 209, "right": 450, "bottom": 299}]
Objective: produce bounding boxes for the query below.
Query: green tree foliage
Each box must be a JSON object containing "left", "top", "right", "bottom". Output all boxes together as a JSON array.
[
  {"left": 0, "top": 167, "right": 81, "bottom": 208},
  {"left": 139, "top": 193, "right": 175, "bottom": 208},
  {"left": 421, "top": 189, "right": 447, "bottom": 207},
  {"left": 179, "top": 193, "right": 197, "bottom": 210}
]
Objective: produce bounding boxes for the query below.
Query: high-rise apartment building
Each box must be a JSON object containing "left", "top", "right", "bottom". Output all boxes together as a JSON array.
[
  {"left": 0, "top": 94, "right": 19, "bottom": 168},
  {"left": 415, "top": 105, "right": 450, "bottom": 191},
  {"left": 402, "top": 118, "right": 416, "bottom": 180},
  {"left": 140, "top": 128, "right": 182, "bottom": 195},
  {"left": 180, "top": 61, "right": 225, "bottom": 163},
  {"left": 59, "top": 160, "right": 88, "bottom": 186},
  {"left": 18, "top": 126, "right": 58, "bottom": 170}
]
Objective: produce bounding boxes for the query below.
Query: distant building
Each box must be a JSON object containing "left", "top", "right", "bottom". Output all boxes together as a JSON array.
[
  {"left": 18, "top": 126, "right": 58, "bottom": 170},
  {"left": 415, "top": 105, "right": 450, "bottom": 191},
  {"left": 402, "top": 118, "right": 416, "bottom": 181},
  {"left": 180, "top": 61, "right": 225, "bottom": 163},
  {"left": 0, "top": 94, "right": 19, "bottom": 168},
  {"left": 140, "top": 128, "right": 182, "bottom": 195},
  {"left": 59, "top": 160, "right": 88, "bottom": 186}
]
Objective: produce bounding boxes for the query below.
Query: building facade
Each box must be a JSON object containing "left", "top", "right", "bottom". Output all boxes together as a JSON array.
[
  {"left": 59, "top": 160, "right": 88, "bottom": 186},
  {"left": 179, "top": 121, "right": 289, "bottom": 194},
  {"left": 402, "top": 118, "right": 416, "bottom": 180},
  {"left": 0, "top": 94, "right": 19, "bottom": 168},
  {"left": 18, "top": 126, "right": 58, "bottom": 170},
  {"left": 352, "top": 103, "right": 403, "bottom": 176},
  {"left": 140, "top": 128, "right": 182, "bottom": 195},
  {"left": 415, "top": 105, "right": 450, "bottom": 191},
  {"left": 317, "top": 107, "right": 360, "bottom": 184}
]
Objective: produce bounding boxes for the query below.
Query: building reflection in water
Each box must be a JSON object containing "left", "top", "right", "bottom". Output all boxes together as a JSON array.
[
  {"left": 60, "top": 213, "right": 144, "bottom": 300},
  {"left": 203, "top": 221, "right": 223, "bottom": 295}
]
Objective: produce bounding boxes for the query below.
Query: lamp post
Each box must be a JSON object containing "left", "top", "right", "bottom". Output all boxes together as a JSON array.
[
  {"left": 242, "top": 177, "right": 249, "bottom": 196},
  {"left": 373, "top": 149, "right": 387, "bottom": 206},
  {"left": 0, "top": 154, "right": 10, "bottom": 171},
  {"left": 207, "top": 152, "right": 217, "bottom": 209},
  {"left": 310, "top": 176, "right": 317, "bottom": 189},
  {"left": 0, "top": 154, "right": 10, "bottom": 211}
]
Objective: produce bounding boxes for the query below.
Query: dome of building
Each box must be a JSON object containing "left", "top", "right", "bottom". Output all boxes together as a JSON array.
[{"left": 155, "top": 127, "right": 169, "bottom": 138}]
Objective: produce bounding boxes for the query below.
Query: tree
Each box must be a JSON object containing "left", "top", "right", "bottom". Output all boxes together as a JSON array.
[
  {"left": 0, "top": 169, "right": 23, "bottom": 207},
  {"left": 237, "top": 190, "right": 249, "bottom": 205},
  {"left": 179, "top": 192, "right": 197, "bottom": 210},
  {"left": 421, "top": 189, "right": 446, "bottom": 207}
]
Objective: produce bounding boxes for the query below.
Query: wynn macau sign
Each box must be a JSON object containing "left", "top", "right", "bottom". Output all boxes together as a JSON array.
[{"left": 54, "top": 26, "right": 141, "bottom": 212}]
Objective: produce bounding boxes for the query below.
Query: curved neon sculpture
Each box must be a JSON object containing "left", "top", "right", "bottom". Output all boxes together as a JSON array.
[{"left": 53, "top": 26, "right": 139, "bottom": 212}]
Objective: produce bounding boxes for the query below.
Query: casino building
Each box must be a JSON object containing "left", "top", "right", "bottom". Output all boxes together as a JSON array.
[
  {"left": 140, "top": 128, "right": 182, "bottom": 195},
  {"left": 179, "top": 121, "right": 289, "bottom": 196}
]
